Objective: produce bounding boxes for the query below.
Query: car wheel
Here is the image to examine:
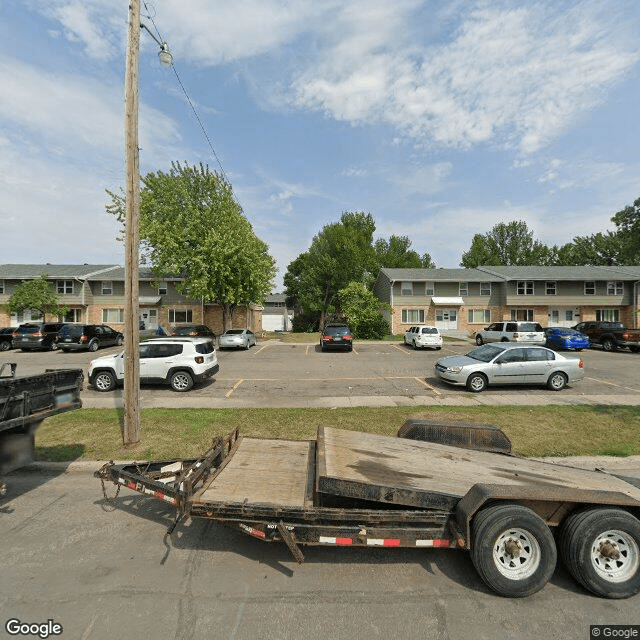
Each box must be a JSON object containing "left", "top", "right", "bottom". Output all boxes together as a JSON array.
[
  {"left": 547, "top": 371, "right": 567, "bottom": 391},
  {"left": 0, "top": 342, "right": 9, "bottom": 351},
  {"left": 93, "top": 371, "right": 116, "bottom": 392},
  {"left": 170, "top": 370, "right": 194, "bottom": 392},
  {"left": 629, "top": 346, "right": 640, "bottom": 354},
  {"left": 602, "top": 338, "right": 616, "bottom": 352},
  {"left": 115, "top": 336, "right": 123, "bottom": 346},
  {"left": 466, "top": 373, "right": 488, "bottom": 393},
  {"left": 61, "top": 348, "right": 70, "bottom": 353},
  {"left": 472, "top": 503, "right": 557, "bottom": 598},
  {"left": 560, "top": 508, "right": 640, "bottom": 599},
  {"left": 88, "top": 340, "right": 99, "bottom": 352},
  {"left": 501, "top": 337, "right": 509, "bottom": 342},
  {"left": 413, "top": 340, "right": 419, "bottom": 350},
  {"left": 475, "top": 335, "right": 484, "bottom": 346}
]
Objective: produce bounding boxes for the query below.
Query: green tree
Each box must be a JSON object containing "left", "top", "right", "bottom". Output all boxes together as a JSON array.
[
  {"left": 460, "top": 221, "right": 553, "bottom": 267},
  {"left": 338, "top": 281, "right": 390, "bottom": 339},
  {"left": 374, "top": 235, "right": 435, "bottom": 269},
  {"left": 107, "top": 162, "right": 276, "bottom": 329},
  {"left": 6, "top": 275, "right": 68, "bottom": 320},
  {"left": 553, "top": 233, "right": 622, "bottom": 266}
]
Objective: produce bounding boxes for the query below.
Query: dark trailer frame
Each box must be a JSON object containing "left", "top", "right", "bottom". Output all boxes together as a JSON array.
[{"left": 97, "top": 421, "right": 640, "bottom": 600}]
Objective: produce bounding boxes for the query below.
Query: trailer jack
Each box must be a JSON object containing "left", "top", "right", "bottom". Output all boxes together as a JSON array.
[{"left": 277, "top": 522, "right": 304, "bottom": 564}]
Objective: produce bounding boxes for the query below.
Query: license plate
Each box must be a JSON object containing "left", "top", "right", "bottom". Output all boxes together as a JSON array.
[{"left": 64, "top": 338, "right": 72, "bottom": 342}]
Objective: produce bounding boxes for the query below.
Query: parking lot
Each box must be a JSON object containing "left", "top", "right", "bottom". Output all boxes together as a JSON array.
[{"left": 3, "top": 338, "right": 640, "bottom": 407}]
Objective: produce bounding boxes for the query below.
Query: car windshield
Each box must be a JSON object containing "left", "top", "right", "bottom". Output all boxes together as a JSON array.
[
  {"left": 15, "top": 325, "right": 39, "bottom": 334},
  {"left": 421, "top": 328, "right": 438, "bottom": 334},
  {"left": 519, "top": 323, "right": 543, "bottom": 332},
  {"left": 173, "top": 326, "right": 196, "bottom": 335},
  {"left": 324, "top": 326, "right": 350, "bottom": 336},
  {"left": 466, "top": 345, "right": 504, "bottom": 362},
  {"left": 195, "top": 341, "right": 215, "bottom": 354},
  {"left": 225, "top": 329, "right": 244, "bottom": 335},
  {"left": 59, "top": 325, "right": 85, "bottom": 338}
]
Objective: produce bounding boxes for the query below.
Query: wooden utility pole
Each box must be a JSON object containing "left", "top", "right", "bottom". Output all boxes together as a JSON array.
[{"left": 123, "top": 0, "right": 141, "bottom": 444}]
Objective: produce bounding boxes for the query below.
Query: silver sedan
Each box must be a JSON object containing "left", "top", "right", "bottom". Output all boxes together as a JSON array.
[
  {"left": 434, "top": 343, "right": 585, "bottom": 392},
  {"left": 218, "top": 329, "right": 257, "bottom": 350}
]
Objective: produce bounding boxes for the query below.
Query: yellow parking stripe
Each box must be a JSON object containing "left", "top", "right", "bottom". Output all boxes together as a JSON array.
[{"left": 225, "top": 378, "right": 245, "bottom": 398}]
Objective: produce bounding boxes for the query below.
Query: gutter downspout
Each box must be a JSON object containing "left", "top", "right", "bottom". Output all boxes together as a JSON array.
[{"left": 390, "top": 279, "right": 395, "bottom": 335}]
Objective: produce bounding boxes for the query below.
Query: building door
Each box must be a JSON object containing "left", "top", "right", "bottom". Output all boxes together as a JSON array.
[
  {"left": 435, "top": 308, "right": 458, "bottom": 330},
  {"left": 549, "top": 308, "right": 578, "bottom": 327},
  {"left": 139, "top": 309, "right": 158, "bottom": 331}
]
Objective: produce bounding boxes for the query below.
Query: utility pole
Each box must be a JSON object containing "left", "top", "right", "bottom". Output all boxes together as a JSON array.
[{"left": 123, "top": 0, "right": 141, "bottom": 445}]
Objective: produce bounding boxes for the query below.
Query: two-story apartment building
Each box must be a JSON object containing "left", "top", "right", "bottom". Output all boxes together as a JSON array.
[
  {"left": 373, "top": 266, "right": 640, "bottom": 336},
  {"left": 0, "top": 264, "right": 263, "bottom": 334}
]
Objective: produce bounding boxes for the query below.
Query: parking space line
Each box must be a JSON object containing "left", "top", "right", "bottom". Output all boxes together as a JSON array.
[
  {"left": 414, "top": 376, "right": 443, "bottom": 396},
  {"left": 225, "top": 379, "right": 245, "bottom": 398},
  {"left": 391, "top": 343, "right": 410, "bottom": 355},
  {"left": 253, "top": 344, "right": 269, "bottom": 355},
  {"left": 585, "top": 377, "right": 640, "bottom": 393}
]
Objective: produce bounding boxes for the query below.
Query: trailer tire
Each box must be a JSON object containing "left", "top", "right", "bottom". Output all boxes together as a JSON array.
[
  {"left": 560, "top": 507, "right": 640, "bottom": 599},
  {"left": 471, "top": 503, "right": 557, "bottom": 597}
]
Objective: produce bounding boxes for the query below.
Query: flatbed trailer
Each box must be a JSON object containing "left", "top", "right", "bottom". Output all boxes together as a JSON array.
[{"left": 96, "top": 420, "right": 640, "bottom": 599}]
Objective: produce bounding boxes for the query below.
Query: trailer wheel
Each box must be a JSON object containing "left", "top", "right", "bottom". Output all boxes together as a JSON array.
[
  {"left": 93, "top": 370, "right": 116, "bottom": 392},
  {"left": 471, "top": 503, "right": 556, "bottom": 597},
  {"left": 560, "top": 508, "right": 640, "bottom": 599}
]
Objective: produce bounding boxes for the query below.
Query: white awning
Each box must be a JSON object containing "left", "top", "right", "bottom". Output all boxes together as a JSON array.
[
  {"left": 431, "top": 297, "right": 464, "bottom": 305},
  {"left": 139, "top": 296, "right": 162, "bottom": 305}
]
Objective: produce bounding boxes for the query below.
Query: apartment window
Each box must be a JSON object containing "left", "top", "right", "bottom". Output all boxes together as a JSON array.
[
  {"left": 584, "top": 281, "right": 595, "bottom": 295},
  {"left": 57, "top": 280, "right": 73, "bottom": 294},
  {"left": 516, "top": 281, "right": 534, "bottom": 295},
  {"left": 400, "top": 282, "right": 413, "bottom": 296},
  {"left": 0, "top": 280, "right": 4, "bottom": 294},
  {"left": 401, "top": 309, "right": 424, "bottom": 324},
  {"left": 61, "top": 309, "right": 82, "bottom": 323},
  {"left": 459, "top": 282, "right": 468, "bottom": 296},
  {"left": 158, "top": 281, "right": 168, "bottom": 295},
  {"left": 596, "top": 309, "right": 620, "bottom": 322},
  {"left": 480, "top": 282, "right": 491, "bottom": 296},
  {"left": 103, "top": 308, "right": 124, "bottom": 323},
  {"left": 425, "top": 281, "right": 434, "bottom": 296},
  {"left": 169, "top": 309, "right": 193, "bottom": 323},
  {"left": 511, "top": 309, "right": 534, "bottom": 321},
  {"left": 101, "top": 281, "right": 113, "bottom": 295},
  {"left": 468, "top": 309, "right": 491, "bottom": 324},
  {"left": 545, "top": 281, "right": 556, "bottom": 295},
  {"left": 607, "top": 281, "right": 623, "bottom": 296}
]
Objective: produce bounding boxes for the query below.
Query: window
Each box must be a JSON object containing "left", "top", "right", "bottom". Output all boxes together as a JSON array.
[
  {"left": 596, "top": 309, "right": 620, "bottom": 322},
  {"left": 526, "top": 348, "right": 554, "bottom": 362},
  {"left": 584, "top": 281, "right": 595, "bottom": 295},
  {"left": 401, "top": 309, "right": 424, "bottom": 323},
  {"left": 158, "top": 281, "right": 168, "bottom": 295},
  {"left": 400, "top": 282, "right": 413, "bottom": 296},
  {"left": 103, "top": 308, "right": 124, "bottom": 323},
  {"left": 511, "top": 309, "right": 534, "bottom": 321},
  {"left": 545, "top": 281, "right": 556, "bottom": 295},
  {"left": 480, "top": 282, "right": 491, "bottom": 296},
  {"left": 425, "top": 281, "right": 434, "bottom": 296},
  {"left": 101, "top": 281, "right": 113, "bottom": 295},
  {"left": 169, "top": 309, "right": 193, "bottom": 323},
  {"left": 607, "top": 281, "right": 623, "bottom": 296},
  {"left": 0, "top": 280, "right": 4, "bottom": 294},
  {"left": 468, "top": 309, "right": 491, "bottom": 324},
  {"left": 61, "top": 309, "right": 82, "bottom": 323},
  {"left": 459, "top": 282, "right": 468, "bottom": 296},
  {"left": 516, "top": 281, "right": 534, "bottom": 295},
  {"left": 57, "top": 280, "right": 73, "bottom": 294}
]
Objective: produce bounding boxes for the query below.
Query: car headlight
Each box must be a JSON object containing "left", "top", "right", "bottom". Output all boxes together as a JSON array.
[{"left": 446, "top": 366, "right": 463, "bottom": 374}]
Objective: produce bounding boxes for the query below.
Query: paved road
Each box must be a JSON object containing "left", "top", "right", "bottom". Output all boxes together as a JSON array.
[{"left": 2, "top": 464, "right": 639, "bottom": 640}]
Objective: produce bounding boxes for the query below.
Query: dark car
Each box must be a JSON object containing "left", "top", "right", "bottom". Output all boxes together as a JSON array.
[
  {"left": 57, "top": 324, "right": 124, "bottom": 352},
  {"left": 13, "top": 322, "right": 65, "bottom": 351},
  {"left": 0, "top": 327, "right": 17, "bottom": 351},
  {"left": 544, "top": 327, "right": 590, "bottom": 351},
  {"left": 320, "top": 323, "right": 353, "bottom": 352},
  {"left": 171, "top": 324, "right": 216, "bottom": 339}
]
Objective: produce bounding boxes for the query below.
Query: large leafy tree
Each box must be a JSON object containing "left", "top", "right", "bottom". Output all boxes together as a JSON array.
[
  {"left": 7, "top": 275, "right": 68, "bottom": 320},
  {"left": 107, "top": 162, "right": 276, "bottom": 329},
  {"left": 338, "top": 281, "right": 390, "bottom": 339},
  {"left": 460, "top": 220, "right": 553, "bottom": 267},
  {"left": 374, "top": 235, "right": 435, "bottom": 269},
  {"left": 611, "top": 196, "right": 640, "bottom": 263}
]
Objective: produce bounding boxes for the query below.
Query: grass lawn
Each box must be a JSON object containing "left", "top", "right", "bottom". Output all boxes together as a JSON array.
[{"left": 35, "top": 404, "right": 640, "bottom": 462}]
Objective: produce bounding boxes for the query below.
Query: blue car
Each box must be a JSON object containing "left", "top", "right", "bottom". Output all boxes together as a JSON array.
[{"left": 544, "top": 327, "right": 590, "bottom": 351}]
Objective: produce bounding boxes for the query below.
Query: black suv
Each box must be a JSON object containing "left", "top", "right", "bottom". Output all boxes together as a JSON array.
[
  {"left": 0, "top": 327, "right": 17, "bottom": 351},
  {"left": 171, "top": 324, "right": 216, "bottom": 339},
  {"left": 13, "top": 322, "right": 65, "bottom": 351},
  {"left": 57, "top": 324, "right": 124, "bottom": 352},
  {"left": 320, "top": 323, "right": 354, "bottom": 352}
]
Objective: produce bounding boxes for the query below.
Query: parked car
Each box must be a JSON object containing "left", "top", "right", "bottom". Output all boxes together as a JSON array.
[
  {"left": 434, "top": 343, "right": 584, "bottom": 392},
  {"left": 171, "top": 324, "right": 216, "bottom": 339},
  {"left": 12, "top": 322, "right": 65, "bottom": 351},
  {"left": 88, "top": 337, "right": 219, "bottom": 392},
  {"left": 218, "top": 329, "right": 257, "bottom": 350},
  {"left": 57, "top": 324, "right": 124, "bottom": 352},
  {"left": 0, "top": 327, "right": 17, "bottom": 351},
  {"left": 543, "top": 327, "right": 590, "bottom": 351},
  {"left": 572, "top": 321, "right": 640, "bottom": 353},
  {"left": 475, "top": 321, "right": 545, "bottom": 346},
  {"left": 320, "top": 323, "right": 353, "bottom": 352},
  {"left": 403, "top": 325, "right": 442, "bottom": 350}
]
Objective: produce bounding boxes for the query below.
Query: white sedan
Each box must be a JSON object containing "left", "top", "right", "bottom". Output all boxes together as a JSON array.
[{"left": 218, "top": 329, "right": 257, "bottom": 350}]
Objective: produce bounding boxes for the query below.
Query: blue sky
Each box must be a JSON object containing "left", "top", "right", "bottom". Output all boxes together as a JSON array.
[{"left": 1, "top": 1, "right": 639, "bottom": 290}]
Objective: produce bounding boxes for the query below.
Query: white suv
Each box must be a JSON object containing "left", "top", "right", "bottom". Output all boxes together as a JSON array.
[
  {"left": 475, "top": 321, "right": 545, "bottom": 346},
  {"left": 88, "top": 337, "right": 219, "bottom": 392},
  {"left": 403, "top": 326, "right": 443, "bottom": 350}
]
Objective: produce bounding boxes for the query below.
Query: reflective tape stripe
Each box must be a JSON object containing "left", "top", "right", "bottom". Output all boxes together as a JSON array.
[
  {"left": 367, "top": 539, "right": 400, "bottom": 546},
  {"left": 416, "top": 539, "right": 451, "bottom": 548},
  {"left": 319, "top": 536, "right": 352, "bottom": 545}
]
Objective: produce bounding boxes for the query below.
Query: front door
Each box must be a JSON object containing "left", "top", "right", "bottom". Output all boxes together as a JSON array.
[
  {"left": 435, "top": 308, "right": 458, "bottom": 330},
  {"left": 549, "top": 308, "right": 578, "bottom": 327}
]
